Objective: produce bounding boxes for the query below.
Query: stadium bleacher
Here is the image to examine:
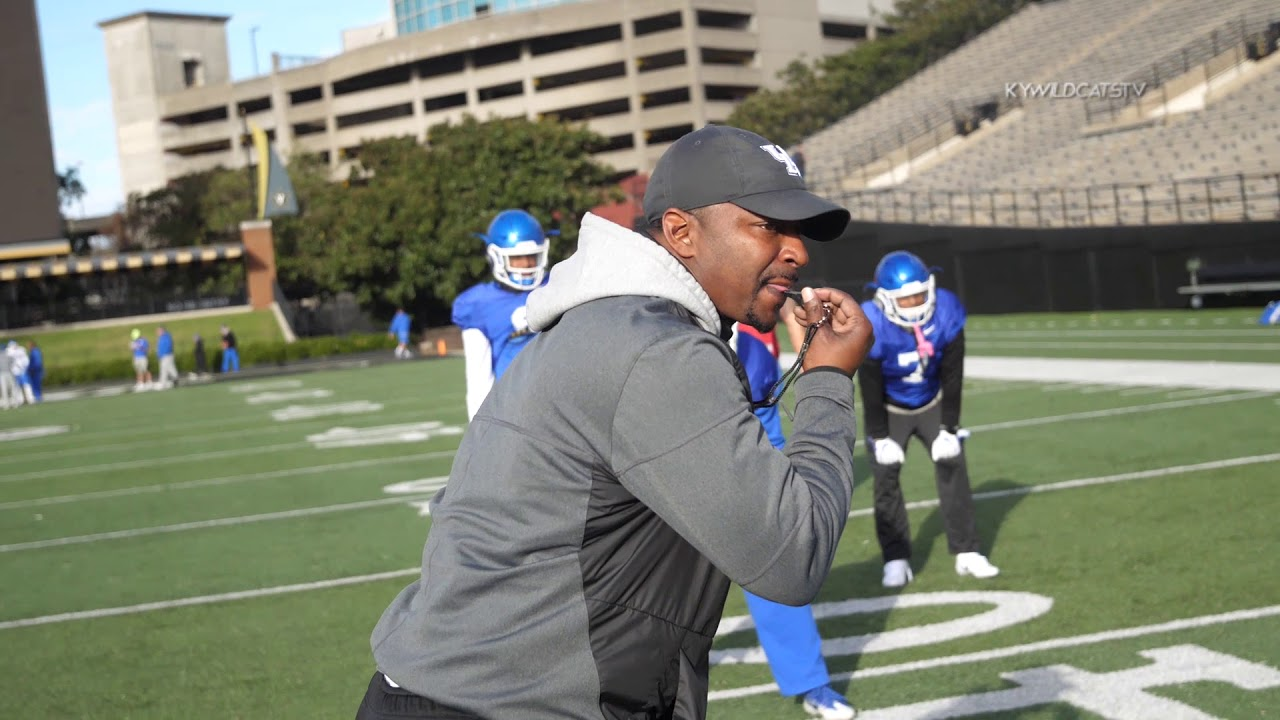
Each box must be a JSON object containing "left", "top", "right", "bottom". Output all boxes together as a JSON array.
[{"left": 805, "top": 0, "right": 1280, "bottom": 228}]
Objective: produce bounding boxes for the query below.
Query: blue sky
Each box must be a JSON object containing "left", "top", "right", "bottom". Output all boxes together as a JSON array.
[{"left": 35, "top": 1, "right": 391, "bottom": 217}]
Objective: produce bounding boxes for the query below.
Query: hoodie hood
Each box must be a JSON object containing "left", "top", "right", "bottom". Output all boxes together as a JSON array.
[{"left": 525, "top": 213, "right": 720, "bottom": 335}]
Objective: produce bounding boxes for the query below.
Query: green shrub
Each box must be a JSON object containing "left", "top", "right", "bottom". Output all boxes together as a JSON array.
[{"left": 40, "top": 333, "right": 399, "bottom": 387}]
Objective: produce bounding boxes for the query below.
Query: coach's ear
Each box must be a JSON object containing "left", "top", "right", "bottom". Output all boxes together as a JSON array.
[{"left": 659, "top": 209, "right": 697, "bottom": 260}]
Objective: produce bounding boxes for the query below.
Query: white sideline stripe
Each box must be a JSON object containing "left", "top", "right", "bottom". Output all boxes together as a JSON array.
[
  {"left": 846, "top": 453, "right": 1280, "bottom": 520},
  {"left": 0, "top": 568, "right": 422, "bottom": 631},
  {"left": 967, "top": 357, "right": 1280, "bottom": 392},
  {"left": 0, "top": 441, "right": 307, "bottom": 483},
  {"left": 969, "top": 340, "right": 1280, "bottom": 350},
  {"left": 0, "top": 450, "right": 458, "bottom": 510},
  {"left": 965, "top": 391, "right": 1270, "bottom": 432},
  {"left": 708, "top": 604, "right": 1280, "bottom": 701},
  {"left": 0, "top": 495, "right": 435, "bottom": 553}
]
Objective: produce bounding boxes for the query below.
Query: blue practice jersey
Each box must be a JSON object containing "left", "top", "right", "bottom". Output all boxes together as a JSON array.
[
  {"left": 736, "top": 326, "right": 786, "bottom": 451},
  {"left": 157, "top": 332, "right": 174, "bottom": 357},
  {"left": 132, "top": 338, "right": 149, "bottom": 358},
  {"left": 452, "top": 281, "right": 541, "bottom": 380},
  {"left": 862, "top": 288, "right": 966, "bottom": 409},
  {"left": 389, "top": 311, "right": 411, "bottom": 335}
]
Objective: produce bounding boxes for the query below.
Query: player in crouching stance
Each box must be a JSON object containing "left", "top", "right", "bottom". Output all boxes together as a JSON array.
[
  {"left": 858, "top": 250, "right": 999, "bottom": 587},
  {"left": 452, "top": 209, "right": 555, "bottom": 421}
]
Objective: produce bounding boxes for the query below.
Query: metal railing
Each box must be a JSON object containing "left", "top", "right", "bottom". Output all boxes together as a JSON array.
[
  {"left": 1083, "top": 15, "right": 1278, "bottom": 125},
  {"left": 808, "top": 91, "right": 1024, "bottom": 193},
  {"left": 836, "top": 172, "right": 1280, "bottom": 228}
]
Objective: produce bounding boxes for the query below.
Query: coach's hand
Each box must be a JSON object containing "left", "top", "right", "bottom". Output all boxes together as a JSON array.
[{"left": 792, "top": 286, "right": 874, "bottom": 376}]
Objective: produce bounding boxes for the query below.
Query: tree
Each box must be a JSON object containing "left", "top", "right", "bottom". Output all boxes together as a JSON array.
[
  {"left": 273, "top": 115, "right": 620, "bottom": 325},
  {"left": 57, "top": 166, "right": 86, "bottom": 214}
]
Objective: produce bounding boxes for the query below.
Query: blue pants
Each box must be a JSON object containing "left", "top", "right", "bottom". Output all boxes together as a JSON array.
[
  {"left": 743, "top": 591, "right": 829, "bottom": 697},
  {"left": 222, "top": 348, "right": 240, "bottom": 372},
  {"left": 28, "top": 371, "right": 42, "bottom": 402}
]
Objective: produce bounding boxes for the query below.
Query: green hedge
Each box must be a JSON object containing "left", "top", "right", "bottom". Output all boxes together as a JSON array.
[{"left": 41, "top": 333, "right": 400, "bottom": 387}]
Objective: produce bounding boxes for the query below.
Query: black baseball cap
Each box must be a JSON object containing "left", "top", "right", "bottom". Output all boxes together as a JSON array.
[{"left": 642, "top": 124, "right": 850, "bottom": 242}]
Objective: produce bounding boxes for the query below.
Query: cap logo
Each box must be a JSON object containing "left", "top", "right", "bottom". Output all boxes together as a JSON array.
[{"left": 759, "top": 144, "right": 802, "bottom": 177}]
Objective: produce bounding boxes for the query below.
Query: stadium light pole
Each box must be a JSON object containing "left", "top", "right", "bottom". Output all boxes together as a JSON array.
[{"left": 250, "top": 26, "right": 261, "bottom": 76}]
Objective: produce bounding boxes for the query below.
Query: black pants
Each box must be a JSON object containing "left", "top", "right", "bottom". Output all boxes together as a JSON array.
[
  {"left": 355, "top": 672, "right": 481, "bottom": 719},
  {"left": 871, "top": 400, "right": 981, "bottom": 562}
]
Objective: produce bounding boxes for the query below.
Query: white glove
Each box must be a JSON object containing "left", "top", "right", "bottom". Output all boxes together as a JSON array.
[
  {"left": 931, "top": 430, "right": 962, "bottom": 462},
  {"left": 873, "top": 438, "right": 905, "bottom": 466}
]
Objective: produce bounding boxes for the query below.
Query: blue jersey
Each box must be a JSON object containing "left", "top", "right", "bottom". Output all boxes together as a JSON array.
[
  {"left": 452, "top": 281, "right": 541, "bottom": 380},
  {"left": 736, "top": 326, "right": 786, "bottom": 451},
  {"left": 132, "top": 338, "right": 149, "bottom": 358},
  {"left": 29, "top": 348, "right": 42, "bottom": 374},
  {"left": 157, "top": 332, "right": 174, "bottom": 357},
  {"left": 862, "top": 288, "right": 966, "bottom": 409}
]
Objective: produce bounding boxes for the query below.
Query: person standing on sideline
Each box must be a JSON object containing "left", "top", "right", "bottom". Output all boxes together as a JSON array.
[
  {"left": 25, "top": 340, "right": 43, "bottom": 403},
  {"left": 356, "top": 124, "right": 871, "bottom": 720},
  {"left": 734, "top": 321, "right": 856, "bottom": 719},
  {"left": 193, "top": 333, "right": 208, "bottom": 377},
  {"left": 130, "top": 328, "right": 152, "bottom": 390},
  {"left": 451, "top": 208, "right": 555, "bottom": 420},
  {"left": 156, "top": 326, "right": 179, "bottom": 388},
  {"left": 389, "top": 308, "right": 413, "bottom": 359},
  {"left": 220, "top": 325, "right": 240, "bottom": 373},
  {"left": 858, "top": 250, "right": 999, "bottom": 587},
  {"left": 4, "top": 341, "right": 34, "bottom": 407}
]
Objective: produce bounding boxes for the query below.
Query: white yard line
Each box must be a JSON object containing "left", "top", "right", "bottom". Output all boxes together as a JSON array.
[
  {"left": 4, "top": 392, "right": 465, "bottom": 450},
  {"left": 0, "top": 441, "right": 308, "bottom": 484},
  {"left": 7, "top": 449, "right": 1276, "bottom": 558},
  {"left": 7, "top": 389, "right": 1265, "bottom": 509},
  {"left": 846, "top": 453, "right": 1280, "bottom": 520},
  {"left": 0, "top": 494, "right": 436, "bottom": 553},
  {"left": 965, "top": 391, "right": 1271, "bottom": 432},
  {"left": 0, "top": 568, "right": 422, "bottom": 630},
  {"left": 708, "top": 604, "right": 1280, "bottom": 701},
  {"left": 0, "top": 450, "right": 458, "bottom": 510}
]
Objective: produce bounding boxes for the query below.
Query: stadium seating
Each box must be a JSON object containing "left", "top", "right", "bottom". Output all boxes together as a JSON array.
[{"left": 806, "top": 0, "right": 1280, "bottom": 227}]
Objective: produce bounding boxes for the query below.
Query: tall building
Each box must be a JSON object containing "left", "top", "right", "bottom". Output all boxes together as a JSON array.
[
  {"left": 1, "top": 0, "right": 64, "bottom": 249},
  {"left": 100, "top": 0, "right": 890, "bottom": 200},
  {"left": 393, "top": 0, "right": 586, "bottom": 35}
]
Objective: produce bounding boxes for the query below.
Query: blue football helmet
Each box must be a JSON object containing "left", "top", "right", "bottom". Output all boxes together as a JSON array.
[
  {"left": 481, "top": 209, "right": 554, "bottom": 291},
  {"left": 873, "top": 250, "right": 936, "bottom": 327}
]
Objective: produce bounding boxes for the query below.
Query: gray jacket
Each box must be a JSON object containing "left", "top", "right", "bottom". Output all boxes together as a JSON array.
[{"left": 369, "top": 212, "right": 857, "bottom": 719}]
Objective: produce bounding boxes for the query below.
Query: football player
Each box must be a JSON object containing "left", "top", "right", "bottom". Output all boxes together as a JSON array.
[
  {"left": 452, "top": 209, "right": 556, "bottom": 420},
  {"left": 858, "top": 250, "right": 999, "bottom": 587}
]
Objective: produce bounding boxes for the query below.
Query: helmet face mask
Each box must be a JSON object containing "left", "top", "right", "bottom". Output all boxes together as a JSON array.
[
  {"left": 482, "top": 209, "right": 551, "bottom": 292},
  {"left": 873, "top": 251, "right": 937, "bottom": 327}
]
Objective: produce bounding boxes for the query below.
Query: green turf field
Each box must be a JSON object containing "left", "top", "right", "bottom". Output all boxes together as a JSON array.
[
  {"left": 4, "top": 308, "right": 283, "bottom": 371},
  {"left": 0, "top": 308, "right": 1277, "bottom": 719}
]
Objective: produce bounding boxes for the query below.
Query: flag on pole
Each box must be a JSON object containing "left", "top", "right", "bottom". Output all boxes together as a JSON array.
[{"left": 249, "top": 122, "right": 299, "bottom": 219}]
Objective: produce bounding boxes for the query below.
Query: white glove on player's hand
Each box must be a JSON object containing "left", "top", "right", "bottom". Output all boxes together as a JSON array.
[
  {"left": 873, "top": 438, "right": 905, "bottom": 466},
  {"left": 931, "top": 430, "right": 962, "bottom": 462}
]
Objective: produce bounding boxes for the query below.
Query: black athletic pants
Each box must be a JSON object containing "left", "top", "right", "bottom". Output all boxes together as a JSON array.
[{"left": 871, "top": 400, "right": 981, "bottom": 562}]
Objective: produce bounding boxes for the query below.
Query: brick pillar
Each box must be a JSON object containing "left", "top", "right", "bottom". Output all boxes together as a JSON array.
[{"left": 240, "top": 219, "right": 277, "bottom": 309}]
